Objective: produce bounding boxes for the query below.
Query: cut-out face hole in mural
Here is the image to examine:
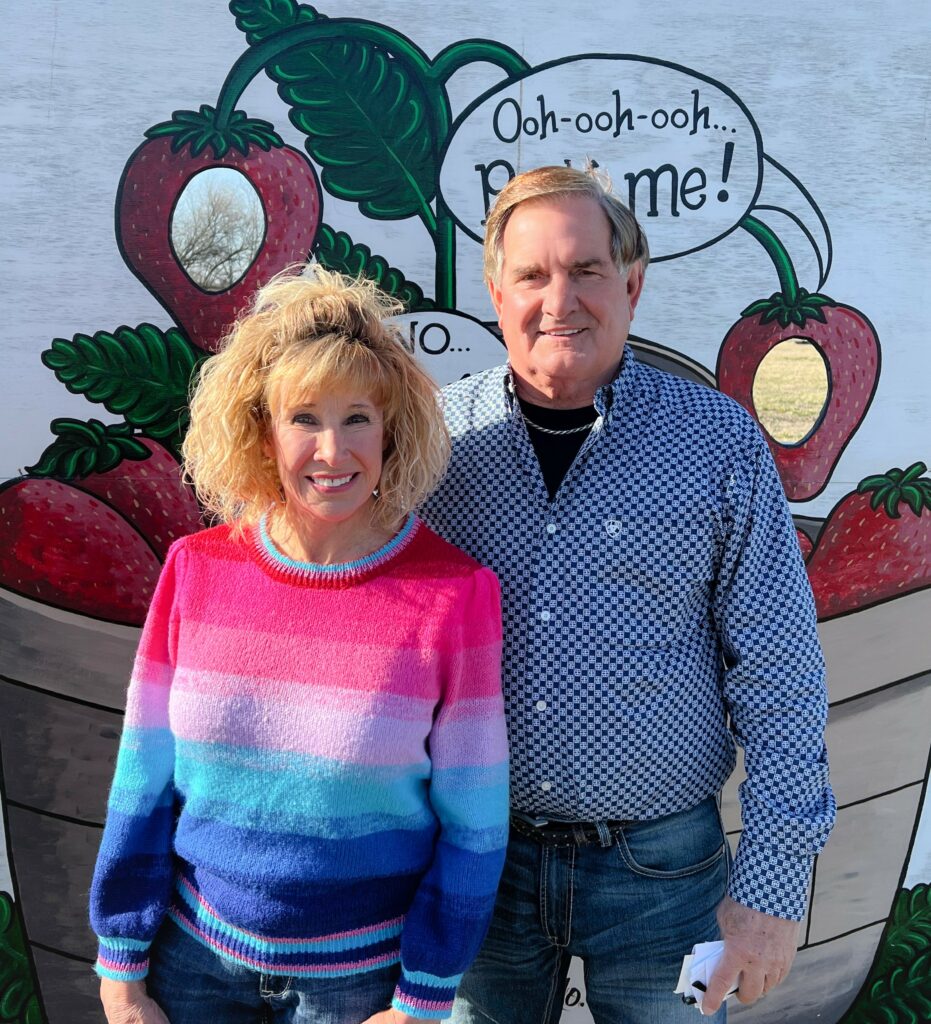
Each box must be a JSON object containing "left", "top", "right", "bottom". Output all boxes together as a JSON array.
[
  {"left": 752, "top": 339, "right": 830, "bottom": 444},
  {"left": 170, "top": 168, "right": 266, "bottom": 292}
]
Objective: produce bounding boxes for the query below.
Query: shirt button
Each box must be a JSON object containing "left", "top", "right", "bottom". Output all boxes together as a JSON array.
[
  {"left": 541, "top": 781, "right": 553, "bottom": 792},
  {"left": 540, "top": 610, "right": 551, "bottom": 622},
  {"left": 536, "top": 700, "right": 548, "bottom": 711},
  {"left": 546, "top": 523, "right": 557, "bottom": 534}
]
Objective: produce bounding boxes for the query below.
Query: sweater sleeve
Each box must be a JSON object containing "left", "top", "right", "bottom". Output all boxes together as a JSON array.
[
  {"left": 713, "top": 434, "right": 835, "bottom": 920},
  {"left": 392, "top": 566, "right": 509, "bottom": 1020},
  {"left": 89, "top": 542, "right": 185, "bottom": 981}
]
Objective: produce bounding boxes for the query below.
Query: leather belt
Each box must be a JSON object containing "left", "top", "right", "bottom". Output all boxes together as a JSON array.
[{"left": 509, "top": 813, "right": 630, "bottom": 849}]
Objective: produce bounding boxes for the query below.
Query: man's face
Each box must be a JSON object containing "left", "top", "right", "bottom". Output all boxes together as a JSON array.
[{"left": 489, "top": 194, "right": 644, "bottom": 402}]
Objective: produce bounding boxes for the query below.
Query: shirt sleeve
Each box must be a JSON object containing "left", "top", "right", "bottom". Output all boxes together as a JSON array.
[
  {"left": 89, "top": 542, "right": 185, "bottom": 980},
  {"left": 392, "top": 566, "right": 509, "bottom": 1020},
  {"left": 713, "top": 432, "right": 836, "bottom": 921}
]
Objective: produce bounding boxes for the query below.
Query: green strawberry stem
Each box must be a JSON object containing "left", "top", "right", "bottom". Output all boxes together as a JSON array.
[
  {"left": 857, "top": 462, "right": 931, "bottom": 519},
  {"left": 213, "top": 18, "right": 528, "bottom": 308},
  {"left": 739, "top": 214, "right": 838, "bottom": 327},
  {"left": 430, "top": 39, "right": 531, "bottom": 84},
  {"left": 740, "top": 215, "right": 800, "bottom": 305}
]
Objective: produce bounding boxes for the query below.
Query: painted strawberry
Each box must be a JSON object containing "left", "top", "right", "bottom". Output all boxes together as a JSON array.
[
  {"left": 25, "top": 418, "right": 203, "bottom": 559},
  {"left": 716, "top": 215, "right": 880, "bottom": 501},
  {"left": 806, "top": 462, "right": 931, "bottom": 619},
  {"left": 0, "top": 477, "right": 161, "bottom": 625},
  {"left": 117, "top": 105, "right": 322, "bottom": 353},
  {"left": 795, "top": 525, "right": 814, "bottom": 563}
]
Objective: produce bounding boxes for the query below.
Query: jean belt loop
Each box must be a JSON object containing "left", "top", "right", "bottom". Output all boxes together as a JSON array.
[
  {"left": 572, "top": 823, "right": 590, "bottom": 846},
  {"left": 595, "top": 820, "right": 613, "bottom": 848}
]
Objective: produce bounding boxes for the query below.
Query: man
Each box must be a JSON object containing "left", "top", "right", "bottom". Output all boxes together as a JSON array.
[{"left": 420, "top": 165, "right": 834, "bottom": 1023}]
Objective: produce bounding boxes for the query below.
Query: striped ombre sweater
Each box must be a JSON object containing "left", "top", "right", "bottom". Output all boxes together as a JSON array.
[{"left": 90, "top": 515, "right": 508, "bottom": 1019}]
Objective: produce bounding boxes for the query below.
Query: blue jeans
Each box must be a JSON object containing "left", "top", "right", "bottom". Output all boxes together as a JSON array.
[
  {"left": 146, "top": 916, "right": 400, "bottom": 1024},
  {"left": 450, "top": 796, "right": 728, "bottom": 1024}
]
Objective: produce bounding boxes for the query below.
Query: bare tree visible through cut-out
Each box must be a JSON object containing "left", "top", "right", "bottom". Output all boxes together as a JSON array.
[{"left": 170, "top": 168, "right": 265, "bottom": 292}]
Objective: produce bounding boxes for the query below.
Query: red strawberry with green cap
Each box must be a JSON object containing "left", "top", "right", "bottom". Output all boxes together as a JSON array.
[
  {"left": 716, "top": 215, "right": 880, "bottom": 501},
  {"left": 117, "top": 104, "right": 322, "bottom": 353},
  {"left": 806, "top": 462, "right": 931, "bottom": 619},
  {"left": 25, "top": 418, "right": 203, "bottom": 559},
  {"left": 0, "top": 477, "right": 161, "bottom": 625}
]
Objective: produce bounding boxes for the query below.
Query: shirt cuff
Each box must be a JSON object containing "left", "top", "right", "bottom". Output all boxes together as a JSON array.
[
  {"left": 95, "top": 937, "right": 151, "bottom": 982},
  {"left": 392, "top": 967, "right": 463, "bottom": 1020},
  {"left": 727, "top": 839, "right": 814, "bottom": 920}
]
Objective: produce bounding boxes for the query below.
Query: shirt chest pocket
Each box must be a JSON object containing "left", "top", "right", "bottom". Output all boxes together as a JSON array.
[{"left": 569, "top": 517, "right": 717, "bottom": 648}]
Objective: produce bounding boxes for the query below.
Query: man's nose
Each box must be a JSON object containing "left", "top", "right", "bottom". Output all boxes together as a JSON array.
[{"left": 542, "top": 274, "right": 578, "bottom": 319}]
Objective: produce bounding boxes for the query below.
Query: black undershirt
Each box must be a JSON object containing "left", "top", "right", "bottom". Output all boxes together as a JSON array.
[{"left": 517, "top": 397, "right": 598, "bottom": 500}]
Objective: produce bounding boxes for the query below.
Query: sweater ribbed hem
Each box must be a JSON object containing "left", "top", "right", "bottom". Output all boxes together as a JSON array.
[{"left": 168, "top": 875, "right": 403, "bottom": 976}]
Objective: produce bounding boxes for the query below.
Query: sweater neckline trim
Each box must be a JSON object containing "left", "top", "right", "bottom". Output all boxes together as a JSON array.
[{"left": 254, "top": 512, "right": 419, "bottom": 585}]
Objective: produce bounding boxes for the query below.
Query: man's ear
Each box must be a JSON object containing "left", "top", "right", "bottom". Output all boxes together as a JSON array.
[
  {"left": 626, "top": 260, "right": 645, "bottom": 318},
  {"left": 488, "top": 277, "right": 505, "bottom": 321}
]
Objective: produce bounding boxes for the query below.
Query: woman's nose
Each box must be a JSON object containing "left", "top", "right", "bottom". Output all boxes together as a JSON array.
[{"left": 315, "top": 428, "right": 344, "bottom": 462}]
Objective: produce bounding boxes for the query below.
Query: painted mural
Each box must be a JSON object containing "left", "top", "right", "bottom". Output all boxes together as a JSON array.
[{"left": 2, "top": 2, "right": 930, "bottom": 1022}]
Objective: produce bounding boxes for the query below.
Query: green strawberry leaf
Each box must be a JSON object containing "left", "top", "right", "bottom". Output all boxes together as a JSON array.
[
  {"left": 145, "top": 105, "right": 283, "bottom": 158},
  {"left": 741, "top": 291, "right": 836, "bottom": 328},
  {"left": 229, "top": 0, "right": 320, "bottom": 46},
  {"left": 857, "top": 462, "right": 931, "bottom": 519},
  {"left": 25, "top": 419, "right": 151, "bottom": 480},
  {"left": 265, "top": 29, "right": 439, "bottom": 225},
  {"left": 0, "top": 892, "right": 42, "bottom": 1024},
  {"left": 838, "top": 885, "right": 931, "bottom": 1024},
  {"left": 41, "top": 324, "right": 207, "bottom": 448},
  {"left": 312, "top": 223, "right": 435, "bottom": 311}
]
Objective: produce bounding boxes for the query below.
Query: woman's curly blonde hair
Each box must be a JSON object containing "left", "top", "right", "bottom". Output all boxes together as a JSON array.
[{"left": 182, "top": 266, "right": 450, "bottom": 534}]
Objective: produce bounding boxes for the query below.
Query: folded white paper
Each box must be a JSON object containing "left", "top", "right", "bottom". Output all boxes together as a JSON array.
[{"left": 674, "top": 940, "right": 739, "bottom": 1013}]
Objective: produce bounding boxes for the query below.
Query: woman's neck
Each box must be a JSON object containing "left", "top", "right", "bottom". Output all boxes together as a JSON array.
[{"left": 265, "top": 505, "right": 394, "bottom": 566}]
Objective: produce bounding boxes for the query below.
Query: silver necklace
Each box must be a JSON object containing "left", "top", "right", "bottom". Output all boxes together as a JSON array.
[{"left": 520, "top": 411, "right": 596, "bottom": 436}]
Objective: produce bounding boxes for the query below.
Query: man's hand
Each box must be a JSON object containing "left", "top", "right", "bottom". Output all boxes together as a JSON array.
[
  {"left": 360, "top": 1011, "right": 439, "bottom": 1024},
  {"left": 100, "top": 978, "right": 170, "bottom": 1024},
  {"left": 700, "top": 896, "right": 800, "bottom": 1016}
]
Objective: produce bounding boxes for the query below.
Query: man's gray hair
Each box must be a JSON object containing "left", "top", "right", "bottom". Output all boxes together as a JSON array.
[{"left": 482, "top": 164, "right": 649, "bottom": 285}]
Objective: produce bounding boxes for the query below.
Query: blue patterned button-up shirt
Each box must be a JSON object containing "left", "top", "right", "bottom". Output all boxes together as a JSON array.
[{"left": 421, "top": 348, "right": 835, "bottom": 919}]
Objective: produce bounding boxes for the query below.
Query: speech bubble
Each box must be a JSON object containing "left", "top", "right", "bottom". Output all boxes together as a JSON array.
[
  {"left": 439, "top": 55, "right": 763, "bottom": 261},
  {"left": 390, "top": 310, "right": 505, "bottom": 385}
]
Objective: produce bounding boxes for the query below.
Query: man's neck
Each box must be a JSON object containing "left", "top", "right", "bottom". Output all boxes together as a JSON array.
[{"left": 511, "top": 367, "right": 616, "bottom": 409}]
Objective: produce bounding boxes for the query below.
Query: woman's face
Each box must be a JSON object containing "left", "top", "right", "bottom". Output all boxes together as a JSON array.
[{"left": 264, "top": 389, "right": 385, "bottom": 532}]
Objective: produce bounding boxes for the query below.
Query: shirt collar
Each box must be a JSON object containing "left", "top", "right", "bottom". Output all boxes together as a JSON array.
[{"left": 502, "top": 346, "right": 640, "bottom": 427}]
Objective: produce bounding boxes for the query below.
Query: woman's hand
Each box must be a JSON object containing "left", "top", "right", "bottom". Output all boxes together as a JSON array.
[
  {"left": 360, "top": 1011, "right": 439, "bottom": 1024},
  {"left": 100, "top": 978, "right": 170, "bottom": 1024}
]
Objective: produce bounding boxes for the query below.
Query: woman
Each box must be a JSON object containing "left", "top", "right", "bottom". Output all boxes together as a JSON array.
[{"left": 90, "top": 269, "right": 509, "bottom": 1024}]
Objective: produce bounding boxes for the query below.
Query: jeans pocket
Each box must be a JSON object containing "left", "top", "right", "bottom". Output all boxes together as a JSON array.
[{"left": 615, "top": 797, "right": 726, "bottom": 879}]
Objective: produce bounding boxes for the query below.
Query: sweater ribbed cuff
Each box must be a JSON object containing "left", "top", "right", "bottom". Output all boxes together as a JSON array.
[
  {"left": 95, "top": 937, "right": 151, "bottom": 982},
  {"left": 392, "top": 967, "right": 463, "bottom": 1020}
]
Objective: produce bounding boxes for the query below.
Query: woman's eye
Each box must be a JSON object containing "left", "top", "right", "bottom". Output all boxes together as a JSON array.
[
  {"left": 292, "top": 414, "right": 317, "bottom": 425},
  {"left": 347, "top": 413, "right": 370, "bottom": 425}
]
